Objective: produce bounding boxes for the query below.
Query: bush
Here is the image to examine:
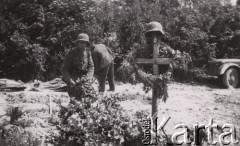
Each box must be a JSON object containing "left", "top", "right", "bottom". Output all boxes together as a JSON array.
[
  {"left": 57, "top": 94, "right": 143, "bottom": 146},
  {"left": 210, "top": 7, "right": 240, "bottom": 58}
]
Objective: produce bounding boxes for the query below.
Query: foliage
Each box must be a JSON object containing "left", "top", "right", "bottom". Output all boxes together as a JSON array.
[
  {"left": 0, "top": 1, "right": 48, "bottom": 81},
  {"left": 117, "top": 60, "right": 136, "bottom": 84},
  {"left": 67, "top": 76, "right": 98, "bottom": 100},
  {"left": 2, "top": 125, "right": 42, "bottom": 146},
  {"left": 172, "top": 50, "right": 193, "bottom": 81},
  {"left": 210, "top": 6, "right": 240, "bottom": 58},
  {"left": 57, "top": 82, "right": 173, "bottom": 146},
  {"left": 57, "top": 94, "right": 143, "bottom": 146},
  {"left": 0, "top": 0, "right": 239, "bottom": 81}
]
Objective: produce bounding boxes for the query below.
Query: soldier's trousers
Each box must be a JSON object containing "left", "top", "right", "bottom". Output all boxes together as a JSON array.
[{"left": 97, "top": 61, "right": 115, "bottom": 92}]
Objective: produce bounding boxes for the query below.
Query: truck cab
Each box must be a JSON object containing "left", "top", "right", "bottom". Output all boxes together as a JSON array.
[{"left": 207, "top": 59, "right": 240, "bottom": 88}]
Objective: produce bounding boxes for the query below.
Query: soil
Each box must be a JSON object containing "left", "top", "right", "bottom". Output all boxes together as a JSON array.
[
  {"left": 115, "top": 82, "right": 240, "bottom": 137},
  {"left": 0, "top": 81, "right": 240, "bottom": 145}
]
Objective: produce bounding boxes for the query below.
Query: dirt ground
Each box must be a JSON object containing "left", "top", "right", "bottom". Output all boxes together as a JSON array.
[
  {"left": 115, "top": 82, "right": 240, "bottom": 145},
  {"left": 0, "top": 81, "right": 240, "bottom": 145}
]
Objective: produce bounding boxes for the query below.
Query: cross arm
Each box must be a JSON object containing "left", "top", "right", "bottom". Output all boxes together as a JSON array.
[
  {"left": 132, "top": 62, "right": 171, "bottom": 86},
  {"left": 135, "top": 58, "right": 172, "bottom": 65}
]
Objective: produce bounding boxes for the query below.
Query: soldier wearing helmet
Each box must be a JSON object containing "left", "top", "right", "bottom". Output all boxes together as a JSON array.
[{"left": 61, "top": 33, "right": 94, "bottom": 97}]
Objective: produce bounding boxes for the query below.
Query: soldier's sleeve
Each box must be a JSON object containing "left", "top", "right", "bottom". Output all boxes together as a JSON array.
[
  {"left": 61, "top": 52, "right": 72, "bottom": 84},
  {"left": 92, "top": 51, "right": 100, "bottom": 74},
  {"left": 86, "top": 51, "right": 94, "bottom": 80}
]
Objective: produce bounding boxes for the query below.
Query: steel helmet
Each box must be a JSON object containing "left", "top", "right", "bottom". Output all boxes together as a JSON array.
[
  {"left": 77, "top": 33, "right": 89, "bottom": 43},
  {"left": 145, "top": 21, "right": 165, "bottom": 36}
]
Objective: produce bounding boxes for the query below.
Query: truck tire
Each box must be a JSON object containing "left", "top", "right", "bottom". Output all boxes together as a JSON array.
[{"left": 223, "top": 68, "right": 239, "bottom": 88}]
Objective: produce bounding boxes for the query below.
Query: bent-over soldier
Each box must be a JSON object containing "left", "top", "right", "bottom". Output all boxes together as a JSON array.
[
  {"left": 61, "top": 33, "right": 94, "bottom": 98},
  {"left": 91, "top": 44, "right": 115, "bottom": 94}
]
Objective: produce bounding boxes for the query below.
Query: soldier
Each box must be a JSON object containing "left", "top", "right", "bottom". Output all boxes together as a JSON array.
[
  {"left": 61, "top": 33, "right": 94, "bottom": 98},
  {"left": 90, "top": 44, "right": 115, "bottom": 94}
]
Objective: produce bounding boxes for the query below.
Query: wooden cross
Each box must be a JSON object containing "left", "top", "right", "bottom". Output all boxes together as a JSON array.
[
  {"left": 135, "top": 42, "right": 171, "bottom": 144},
  {"left": 135, "top": 43, "right": 171, "bottom": 116}
]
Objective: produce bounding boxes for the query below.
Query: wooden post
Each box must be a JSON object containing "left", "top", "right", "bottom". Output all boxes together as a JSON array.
[
  {"left": 153, "top": 42, "right": 160, "bottom": 75},
  {"left": 135, "top": 38, "right": 171, "bottom": 145},
  {"left": 135, "top": 42, "right": 171, "bottom": 117},
  {"left": 151, "top": 41, "right": 160, "bottom": 145},
  {"left": 152, "top": 42, "right": 160, "bottom": 118}
]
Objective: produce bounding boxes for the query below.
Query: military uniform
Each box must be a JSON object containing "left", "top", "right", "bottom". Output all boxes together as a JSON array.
[
  {"left": 61, "top": 49, "right": 94, "bottom": 97},
  {"left": 92, "top": 44, "right": 115, "bottom": 92}
]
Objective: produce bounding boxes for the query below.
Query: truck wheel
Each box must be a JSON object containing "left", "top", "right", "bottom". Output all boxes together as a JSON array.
[{"left": 223, "top": 68, "right": 239, "bottom": 88}]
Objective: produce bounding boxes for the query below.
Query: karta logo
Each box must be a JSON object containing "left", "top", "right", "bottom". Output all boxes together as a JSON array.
[{"left": 141, "top": 116, "right": 239, "bottom": 145}]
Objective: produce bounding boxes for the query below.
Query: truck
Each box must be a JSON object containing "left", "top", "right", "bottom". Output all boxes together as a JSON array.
[{"left": 207, "top": 59, "right": 240, "bottom": 88}]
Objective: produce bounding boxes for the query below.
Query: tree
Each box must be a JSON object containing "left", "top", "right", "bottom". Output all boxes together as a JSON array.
[
  {"left": 210, "top": 5, "right": 240, "bottom": 58},
  {"left": 0, "top": 0, "right": 238, "bottom": 81},
  {"left": 0, "top": 0, "right": 49, "bottom": 81}
]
